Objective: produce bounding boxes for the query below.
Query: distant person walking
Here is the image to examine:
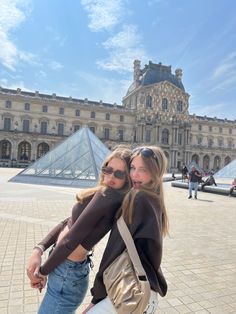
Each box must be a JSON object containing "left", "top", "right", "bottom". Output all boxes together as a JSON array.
[
  {"left": 182, "top": 165, "right": 188, "bottom": 182},
  {"left": 201, "top": 174, "right": 217, "bottom": 191},
  {"left": 188, "top": 166, "right": 202, "bottom": 199},
  {"left": 229, "top": 177, "right": 236, "bottom": 196}
]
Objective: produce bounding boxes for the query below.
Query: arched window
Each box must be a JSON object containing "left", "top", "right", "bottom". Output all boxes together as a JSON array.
[
  {"left": 203, "top": 155, "right": 210, "bottom": 170},
  {"left": 161, "top": 129, "right": 169, "bottom": 144},
  {"left": 213, "top": 156, "right": 221, "bottom": 171},
  {"left": 18, "top": 141, "right": 31, "bottom": 161},
  {"left": 0, "top": 140, "right": 11, "bottom": 159},
  {"left": 37, "top": 142, "right": 50, "bottom": 159},
  {"left": 162, "top": 98, "right": 168, "bottom": 110},
  {"left": 146, "top": 96, "right": 152, "bottom": 109}
]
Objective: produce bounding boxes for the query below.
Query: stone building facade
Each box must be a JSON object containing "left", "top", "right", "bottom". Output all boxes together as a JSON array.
[{"left": 0, "top": 60, "right": 235, "bottom": 172}]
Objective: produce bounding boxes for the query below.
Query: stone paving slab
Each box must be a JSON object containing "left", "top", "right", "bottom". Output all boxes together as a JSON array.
[{"left": 0, "top": 168, "right": 235, "bottom": 313}]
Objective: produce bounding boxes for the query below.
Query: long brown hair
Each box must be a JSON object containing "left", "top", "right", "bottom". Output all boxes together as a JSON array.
[
  {"left": 121, "top": 146, "right": 169, "bottom": 237},
  {"left": 76, "top": 146, "right": 132, "bottom": 202}
]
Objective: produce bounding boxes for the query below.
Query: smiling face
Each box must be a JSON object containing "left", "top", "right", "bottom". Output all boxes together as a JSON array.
[
  {"left": 102, "top": 157, "right": 126, "bottom": 190},
  {"left": 130, "top": 155, "right": 152, "bottom": 189}
]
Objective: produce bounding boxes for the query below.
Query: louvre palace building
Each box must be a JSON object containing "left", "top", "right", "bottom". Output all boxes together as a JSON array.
[{"left": 0, "top": 60, "right": 235, "bottom": 172}]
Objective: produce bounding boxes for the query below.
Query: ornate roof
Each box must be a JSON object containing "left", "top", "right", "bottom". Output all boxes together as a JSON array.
[
  {"left": 126, "top": 61, "right": 185, "bottom": 95},
  {"left": 140, "top": 62, "right": 185, "bottom": 90}
]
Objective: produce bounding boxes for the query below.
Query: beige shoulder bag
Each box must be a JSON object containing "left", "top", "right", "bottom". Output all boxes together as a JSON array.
[{"left": 103, "top": 216, "right": 151, "bottom": 314}]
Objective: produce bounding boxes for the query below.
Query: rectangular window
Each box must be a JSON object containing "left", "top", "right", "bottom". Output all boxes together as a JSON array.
[
  {"left": 118, "top": 129, "right": 124, "bottom": 141},
  {"left": 104, "top": 128, "right": 110, "bottom": 140},
  {"left": 59, "top": 107, "right": 64, "bottom": 115},
  {"left": 58, "top": 123, "right": 64, "bottom": 135},
  {"left": 229, "top": 128, "right": 232, "bottom": 134},
  {"left": 120, "top": 115, "right": 124, "bottom": 122},
  {"left": 4, "top": 117, "right": 11, "bottom": 131},
  {"left": 208, "top": 139, "right": 213, "bottom": 147},
  {"left": 5, "top": 100, "right": 12, "bottom": 108},
  {"left": 23, "top": 119, "right": 30, "bottom": 132},
  {"left": 40, "top": 121, "right": 47, "bottom": 134},
  {"left": 209, "top": 126, "right": 212, "bottom": 132},
  {"left": 178, "top": 133, "right": 182, "bottom": 145},
  {"left": 74, "top": 125, "right": 80, "bottom": 132},
  {"left": 145, "top": 130, "right": 151, "bottom": 143},
  {"left": 75, "top": 109, "right": 80, "bottom": 116},
  {"left": 42, "top": 105, "right": 48, "bottom": 113},
  {"left": 198, "top": 125, "right": 202, "bottom": 131},
  {"left": 91, "top": 111, "right": 96, "bottom": 118},
  {"left": 89, "top": 126, "right": 95, "bottom": 133},
  {"left": 105, "top": 113, "right": 110, "bottom": 120},
  {"left": 24, "top": 103, "right": 30, "bottom": 110}
]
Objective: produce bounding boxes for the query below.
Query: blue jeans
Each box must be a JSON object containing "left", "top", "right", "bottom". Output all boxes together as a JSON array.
[
  {"left": 189, "top": 181, "right": 198, "bottom": 197},
  {"left": 38, "top": 259, "right": 90, "bottom": 314}
]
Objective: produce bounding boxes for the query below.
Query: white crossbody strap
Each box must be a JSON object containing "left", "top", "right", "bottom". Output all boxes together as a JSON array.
[{"left": 117, "top": 216, "right": 148, "bottom": 279}]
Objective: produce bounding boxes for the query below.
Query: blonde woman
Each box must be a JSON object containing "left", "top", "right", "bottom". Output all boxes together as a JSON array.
[
  {"left": 84, "top": 146, "right": 168, "bottom": 314},
  {"left": 26, "top": 147, "right": 132, "bottom": 314}
]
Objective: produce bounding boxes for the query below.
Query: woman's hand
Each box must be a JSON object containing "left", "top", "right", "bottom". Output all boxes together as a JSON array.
[
  {"left": 81, "top": 303, "right": 94, "bottom": 313},
  {"left": 31, "top": 272, "right": 47, "bottom": 292},
  {"left": 26, "top": 248, "right": 42, "bottom": 285}
]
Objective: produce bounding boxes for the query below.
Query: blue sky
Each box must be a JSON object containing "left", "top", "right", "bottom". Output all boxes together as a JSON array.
[{"left": 0, "top": 0, "right": 236, "bottom": 119}]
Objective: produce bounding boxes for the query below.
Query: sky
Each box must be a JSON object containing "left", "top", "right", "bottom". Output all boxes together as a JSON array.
[{"left": 0, "top": 0, "right": 236, "bottom": 119}]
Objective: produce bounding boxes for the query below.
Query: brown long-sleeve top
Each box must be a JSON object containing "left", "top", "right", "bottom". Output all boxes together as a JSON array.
[
  {"left": 39, "top": 187, "right": 125, "bottom": 276},
  {"left": 91, "top": 191, "right": 168, "bottom": 304}
]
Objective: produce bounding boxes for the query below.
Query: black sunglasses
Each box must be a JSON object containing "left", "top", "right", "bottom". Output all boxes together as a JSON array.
[
  {"left": 102, "top": 166, "right": 126, "bottom": 180},
  {"left": 132, "top": 147, "right": 158, "bottom": 162}
]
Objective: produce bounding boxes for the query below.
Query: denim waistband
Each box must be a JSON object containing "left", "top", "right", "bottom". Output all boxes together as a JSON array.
[{"left": 65, "top": 258, "right": 88, "bottom": 267}]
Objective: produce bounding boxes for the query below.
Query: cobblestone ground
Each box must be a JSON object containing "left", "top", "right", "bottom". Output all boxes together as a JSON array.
[{"left": 0, "top": 168, "right": 235, "bottom": 314}]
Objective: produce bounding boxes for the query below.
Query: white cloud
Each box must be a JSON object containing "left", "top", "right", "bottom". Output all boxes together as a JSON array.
[
  {"left": 49, "top": 61, "right": 64, "bottom": 71},
  {"left": 0, "top": 80, "right": 32, "bottom": 92},
  {"left": 80, "top": 0, "right": 124, "bottom": 31},
  {"left": 97, "top": 24, "right": 149, "bottom": 72},
  {"left": 212, "top": 51, "right": 236, "bottom": 79},
  {"left": 0, "top": 0, "right": 34, "bottom": 70}
]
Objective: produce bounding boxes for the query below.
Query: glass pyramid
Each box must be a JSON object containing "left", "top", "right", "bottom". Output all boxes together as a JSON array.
[
  {"left": 187, "top": 161, "right": 204, "bottom": 174},
  {"left": 9, "top": 127, "right": 110, "bottom": 187},
  {"left": 214, "top": 158, "right": 236, "bottom": 181}
]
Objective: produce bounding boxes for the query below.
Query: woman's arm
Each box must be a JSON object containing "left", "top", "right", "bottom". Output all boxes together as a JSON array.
[
  {"left": 26, "top": 217, "right": 70, "bottom": 284},
  {"left": 38, "top": 217, "right": 70, "bottom": 251},
  {"left": 40, "top": 189, "right": 123, "bottom": 275}
]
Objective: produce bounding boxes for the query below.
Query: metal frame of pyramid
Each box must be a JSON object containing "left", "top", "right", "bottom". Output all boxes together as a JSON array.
[{"left": 9, "top": 127, "right": 110, "bottom": 187}]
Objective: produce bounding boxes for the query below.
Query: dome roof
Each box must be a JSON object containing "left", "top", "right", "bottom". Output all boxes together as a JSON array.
[
  {"left": 140, "top": 62, "right": 185, "bottom": 91},
  {"left": 126, "top": 61, "right": 185, "bottom": 96}
]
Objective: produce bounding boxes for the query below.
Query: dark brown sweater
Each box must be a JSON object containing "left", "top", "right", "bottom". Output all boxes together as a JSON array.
[
  {"left": 91, "top": 191, "right": 168, "bottom": 304},
  {"left": 39, "top": 188, "right": 125, "bottom": 275}
]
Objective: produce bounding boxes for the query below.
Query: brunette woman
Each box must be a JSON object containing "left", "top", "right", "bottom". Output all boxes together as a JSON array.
[
  {"left": 84, "top": 146, "right": 169, "bottom": 314},
  {"left": 26, "top": 147, "right": 131, "bottom": 314}
]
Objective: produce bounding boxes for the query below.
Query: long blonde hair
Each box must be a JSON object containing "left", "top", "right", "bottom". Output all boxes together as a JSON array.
[
  {"left": 121, "top": 146, "right": 169, "bottom": 237},
  {"left": 76, "top": 147, "right": 132, "bottom": 203}
]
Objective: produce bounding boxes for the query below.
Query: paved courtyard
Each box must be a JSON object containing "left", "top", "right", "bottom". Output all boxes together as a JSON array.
[{"left": 0, "top": 168, "right": 235, "bottom": 314}]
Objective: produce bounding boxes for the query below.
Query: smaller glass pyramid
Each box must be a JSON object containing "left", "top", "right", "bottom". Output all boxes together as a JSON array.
[
  {"left": 9, "top": 127, "right": 110, "bottom": 187},
  {"left": 214, "top": 158, "right": 236, "bottom": 181},
  {"left": 187, "top": 161, "right": 204, "bottom": 174}
]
